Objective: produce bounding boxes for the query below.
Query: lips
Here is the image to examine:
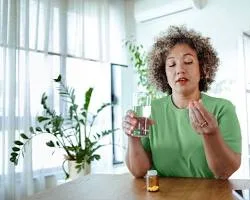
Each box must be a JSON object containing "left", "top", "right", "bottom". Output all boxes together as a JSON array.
[{"left": 176, "top": 77, "right": 188, "bottom": 83}]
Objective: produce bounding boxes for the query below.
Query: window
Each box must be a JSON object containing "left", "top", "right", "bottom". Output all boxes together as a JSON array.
[
  {"left": 111, "top": 63, "right": 127, "bottom": 164},
  {"left": 243, "top": 32, "right": 250, "bottom": 161},
  {"left": 0, "top": 0, "right": 110, "bottom": 179},
  {"left": 0, "top": 0, "right": 129, "bottom": 198}
]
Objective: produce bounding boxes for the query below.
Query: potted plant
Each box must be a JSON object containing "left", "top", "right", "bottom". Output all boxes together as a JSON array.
[
  {"left": 124, "top": 39, "right": 162, "bottom": 99},
  {"left": 10, "top": 75, "right": 115, "bottom": 179}
]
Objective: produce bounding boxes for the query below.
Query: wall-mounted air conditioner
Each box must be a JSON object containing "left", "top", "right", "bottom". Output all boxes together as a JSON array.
[{"left": 135, "top": 0, "right": 208, "bottom": 23}]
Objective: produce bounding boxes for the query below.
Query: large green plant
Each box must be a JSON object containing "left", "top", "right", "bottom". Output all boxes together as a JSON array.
[
  {"left": 125, "top": 40, "right": 162, "bottom": 99},
  {"left": 10, "top": 75, "right": 115, "bottom": 178}
]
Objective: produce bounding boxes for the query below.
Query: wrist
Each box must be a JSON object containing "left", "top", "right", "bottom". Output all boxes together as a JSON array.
[
  {"left": 201, "top": 128, "right": 221, "bottom": 141},
  {"left": 128, "top": 135, "right": 141, "bottom": 143},
  {"left": 202, "top": 127, "right": 220, "bottom": 137}
]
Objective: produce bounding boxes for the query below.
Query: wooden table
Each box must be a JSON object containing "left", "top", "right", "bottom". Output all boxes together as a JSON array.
[{"left": 25, "top": 173, "right": 250, "bottom": 200}]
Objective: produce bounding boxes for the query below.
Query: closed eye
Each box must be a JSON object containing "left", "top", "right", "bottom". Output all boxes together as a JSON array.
[
  {"left": 184, "top": 61, "right": 193, "bottom": 65},
  {"left": 168, "top": 64, "right": 175, "bottom": 67},
  {"left": 167, "top": 62, "right": 176, "bottom": 67}
]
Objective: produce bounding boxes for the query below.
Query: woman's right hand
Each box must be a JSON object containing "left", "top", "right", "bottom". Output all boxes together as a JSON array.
[
  {"left": 123, "top": 110, "right": 153, "bottom": 177},
  {"left": 122, "top": 110, "right": 154, "bottom": 137}
]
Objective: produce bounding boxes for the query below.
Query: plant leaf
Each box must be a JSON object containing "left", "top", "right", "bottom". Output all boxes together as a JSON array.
[
  {"left": 96, "top": 103, "right": 111, "bottom": 114},
  {"left": 20, "top": 133, "right": 29, "bottom": 139},
  {"left": 11, "top": 152, "right": 18, "bottom": 157},
  {"left": 35, "top": 127, "right": 42, "bottom": 132},
  {"left": 14, "top": 141, "right": 23, "bottom": 145},
  {"left": 12, "top": 147, "right": 20, "bottom": 152},
  {"left": 83, "top": 88, "right": 93, "bottom": 113},
  {"left": 10, "top": 157, "right": 17, "bottom": 163},
  {"left": 46, "top": 141, "right": 55, "bottom": 147},
  {"left": 88, "top": 154, "right": 101, "bottom": 163},
  {"left": 37, "top": 116, "right": 50, "bottom": 122},
  {"left": 54, "top": 74, "right": 61, "bottom": 82},
  {"left": 29, "top": 127, "right": 35, "bottom": 134},
  {"left": 45, "top": 128, "right": 51, "bottom": 133}
]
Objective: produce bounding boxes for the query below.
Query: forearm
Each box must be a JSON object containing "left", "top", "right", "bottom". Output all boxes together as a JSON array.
[
  {"left": 202, "top": 130, "right": 241, "bottom": 179},
  {"left": 125, "top": 137, "right": 152, "bottom": 178}
]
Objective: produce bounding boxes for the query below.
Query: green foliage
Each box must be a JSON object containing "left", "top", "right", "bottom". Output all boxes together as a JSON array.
[
  {"left": 124, "top": 40, "right": 162, "bottom": 99},
  {"left": 10, "top": 74, "right": 116, "bottom": 178}
]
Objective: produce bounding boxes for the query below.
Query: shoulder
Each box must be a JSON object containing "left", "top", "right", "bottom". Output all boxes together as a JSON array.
[
  {"left": 152, "top": 95, "right": 171, "bottom": 107},
  {"left": 202, "top": 93, "right": 235, "bottom": 108},
  {"left": 152, "top": 95, "right": 171, "bottom": 103},
  {"left": 202, "top": 93, "right": 237, "bottom": 118}
]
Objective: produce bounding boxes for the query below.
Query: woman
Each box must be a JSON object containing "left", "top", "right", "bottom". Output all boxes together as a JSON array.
[{"left": 122, "top": 26, "right": 241, "bottom": 179}]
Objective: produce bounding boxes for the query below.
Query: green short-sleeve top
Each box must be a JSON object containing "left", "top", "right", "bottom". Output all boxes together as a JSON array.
[{"left": 141, "top": 93, "right": 241, "bottom": 178}]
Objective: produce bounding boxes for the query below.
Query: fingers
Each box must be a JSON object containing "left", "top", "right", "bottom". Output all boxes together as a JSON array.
[
  {"left": 189, "top": 105, "right": 198, "bottom": 127},
  {"left": 192, "top": 101, "right": 210, "bottom": 123},
  {"left": 148, "top": 119, "right": 155, "bottom": 126},
  {"left": 126, "top": 110, "right": 136, "bottom": 118},
  {"left": 122, "top": 110, "right": 138, "bottom": 136},
  {"left": 189, "top": 101, "right": 206, "bottom": 125},
  {"left": 122, "top": 110, "right": 154, "bottom": 137},
  {"left": 189, "top": 103, "right": 202, "bottom": 133},
  {"left": 189, "top": 100, "right": 210, "bottom": 134},
  {"left": 189, "top": 100, "right": 220, "bottom": 135}
]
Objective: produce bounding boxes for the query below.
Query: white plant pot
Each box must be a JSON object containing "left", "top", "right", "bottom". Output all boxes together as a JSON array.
[{"left": 68, "top": 160, "right": 91, "bottom": 180}]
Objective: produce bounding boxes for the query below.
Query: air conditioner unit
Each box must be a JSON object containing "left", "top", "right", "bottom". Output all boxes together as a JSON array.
[
  {"left": 192, "top": 0, "right": 208, "bottom": 9},
  {"left": 135, "top": 0, "right": 208, "bottom": 23}
]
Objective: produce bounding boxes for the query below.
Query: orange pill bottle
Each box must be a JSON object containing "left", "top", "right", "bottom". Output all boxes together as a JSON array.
[{"left": 146, "top": 170, "right": 159, "bottom": 192}]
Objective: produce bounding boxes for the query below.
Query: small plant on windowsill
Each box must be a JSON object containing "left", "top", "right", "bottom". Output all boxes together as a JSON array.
[{"left": 10, "top": 75, "right": 116, "bottom": 179}]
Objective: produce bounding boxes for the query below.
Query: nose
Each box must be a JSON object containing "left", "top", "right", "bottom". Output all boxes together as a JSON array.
[{"left": 176, "top": 61, "right": 185, "bottom": 75}]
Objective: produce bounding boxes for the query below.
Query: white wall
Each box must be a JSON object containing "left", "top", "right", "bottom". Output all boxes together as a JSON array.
[
  {"left": 135, "top": 0, "right": 250, "bottom": 83},
  {"left": 134, "top": 0, "right": 250, "bottom": 178}
]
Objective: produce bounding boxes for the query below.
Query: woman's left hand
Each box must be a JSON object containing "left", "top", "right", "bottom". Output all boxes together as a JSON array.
[{"left": 188, "top": 100, "right": 219, "bottom": 135}]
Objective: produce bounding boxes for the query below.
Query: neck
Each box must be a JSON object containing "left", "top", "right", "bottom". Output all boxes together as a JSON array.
[{"left": 172, "top": 91, "right": 201, "bottom": 108}]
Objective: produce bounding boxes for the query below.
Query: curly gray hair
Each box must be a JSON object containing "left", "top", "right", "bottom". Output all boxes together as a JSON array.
[{"left": 148, "top": 25, "right": 219, "bottom": 94}]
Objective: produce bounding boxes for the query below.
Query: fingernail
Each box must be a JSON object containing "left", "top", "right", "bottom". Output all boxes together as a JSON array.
[
  {"left": 190, "top": 101, "right": 194, "bottom": 108},
  {"left": 188, "top": 101, "right": 193, "bottom": 108},
  {"left": 129, "top": 112, "right": 134, "bottom": 117},
  {"left": 130, "top": 126, "right": 134, "bottom": 132},
  {"left": 193, "top": 101, "right": 199, "bottom": 106}
]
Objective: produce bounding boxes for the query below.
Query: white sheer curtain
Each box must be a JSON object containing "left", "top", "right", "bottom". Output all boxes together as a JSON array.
[{"left": 0, "top": 0, "right": 111, "bottom": 199}]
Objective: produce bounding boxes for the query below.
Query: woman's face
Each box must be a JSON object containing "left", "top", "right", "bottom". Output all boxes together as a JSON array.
[{"left": 165, "top": 43, "right": 200, "bottom": 96}]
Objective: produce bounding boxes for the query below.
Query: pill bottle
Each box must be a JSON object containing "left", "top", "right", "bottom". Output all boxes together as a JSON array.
[{"left": 146, "top": 170, "right": 159, "bottom": 192}]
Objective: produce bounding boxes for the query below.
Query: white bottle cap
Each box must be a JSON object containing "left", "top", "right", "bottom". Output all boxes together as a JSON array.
[{"left": 147, "top": 170, "right": 157, "bottom": 176}]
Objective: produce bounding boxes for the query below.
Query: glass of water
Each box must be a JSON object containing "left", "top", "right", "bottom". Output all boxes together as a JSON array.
[{"left": 132, "top": 92, "right": 151, "bottom": 137}]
